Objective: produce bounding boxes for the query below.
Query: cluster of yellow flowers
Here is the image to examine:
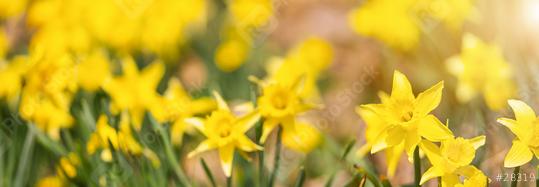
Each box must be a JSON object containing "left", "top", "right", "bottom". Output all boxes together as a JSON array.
[
  {"left": 187, "top": 37, "right": 332, "bottom": 176},
  {"left": 348, "top": 0, "right": 476, "bottom": 51},
  {"left": 357, "top": 71, "right": 488, "bottom": 186}
]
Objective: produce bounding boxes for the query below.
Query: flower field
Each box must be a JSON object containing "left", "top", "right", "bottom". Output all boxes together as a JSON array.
[{"left": 1, "top": 0, "right": 539, "bottom": 186}]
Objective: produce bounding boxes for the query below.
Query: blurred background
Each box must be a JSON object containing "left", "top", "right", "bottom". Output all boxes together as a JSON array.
[{"left": 2, "top": 0, "right": 539, "bottom": 186}]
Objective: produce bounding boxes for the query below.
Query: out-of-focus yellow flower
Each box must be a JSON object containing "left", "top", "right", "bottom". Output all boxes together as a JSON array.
[
  {"left": 0, "top": 28, "right": 7, "bottom": 57},
  {"left": 497, "top": 100, "right": 539, "bottom": 168},
  {"left": 268, "top": 37, "right": 333, "bottom": 100},
  {"left": 215, "top": 39, "right": 249, "bottom": 72},
  {"left": 140, "top": 0, "right": 207, "bottom": 57},
  {"left": 423, "top": 0, "right": 477, "bottom": 30},
  {"left": 57, "top": 153, "right": 79, "bottom": 179},
  {"left": 185, "top": 91, "right": 262, "bottom": 177},
  {"left": 358, "top": 71, "right": 453, "bottom": 158},
  {"left": 348, "top": 0, "right": 420, "bottom": 51},
  {"left": 76, "top": 50, "right": 111, "bottom": 91},
  {"left": 251, "top": 71, "right": 321, "bottom": 153},
  {"left": 0, "top": 0, "right": 27, "bottom": 18},
  {"left": 0, "top": 56, "right": 27, "bottom": 102},
  {"left": 27, "top": 0, "right": 207, "bottom": 57},
  {"left": 36, "top": 153, "right": 80, "bottom": 187},
  {"left": 228, "top": 0, "right": 273, "bottom": 28},
  {"left": 151, "top": 78, "right": 216, "bottom": 145},
  {"left": 447, "top": 33, "right": 515, "bottom": 110},
  {"left": 87, "top": 114, "right": 143, "bottom": 162},
  {"left": 19, "top": 48, "right": 77, "bottom": 139},
  {"left": 214, "top": 0, "right": 273, "bottom": 72},
  {"left": 103, "top": 57, "right": 164, "bottom": 130},
  {"left": 36, "top": 176, "right": 64, "bottom": 187},
  {"left": 419, "top": 136, "right": 487, "bottom": 186}
]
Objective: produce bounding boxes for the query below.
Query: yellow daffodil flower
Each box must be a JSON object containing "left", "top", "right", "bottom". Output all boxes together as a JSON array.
[
  {"left": 150, "top": 78, "right": 216, "bottom": 145},
  {"left": 0, "top": 28, "right": 7, "bottom": 58},
  {"left": 36, "top": 153, "right": 80, "bottom": 187},
  {"left": 422, "top": 0, "right": 477, "bottom": 30},
  {"left": 215, "top": 38, "right": 250, "bottom": 72},
  {"left": 252, "top": 74, "right": 321, "bottom": 153},
  {"left": 447, "top": 33, "right": 515, "bottom": 110},
  {"left": 358, "top": 71, "right": 453, "bottom": 158},
  {"left": 87, "top": 114, "right": 143, "bottom": 162},
  {"left": 185, "top": 91, "right": 262, "bottom": 177},
  {"left": 57, "top": 153, "right": 80, "bottom": 179},
  {"left": 419, "top": 136, "right": 488, "bottom": 186},
  {"left": 0, "top": 0, "right": 27, "bottom": 18},
  {"left": 36, "top": 176, "right": 64, "bottom": 187},
  {"left": 19, "top": 48, "right": 77, "bottom": 139},
  {"left": 76, "top": 50, "right": 111, "bottom": 91},
  {"left": 228, "top": 0, "right": 273, "bottom": 29},
  {"left": 267, "top": 37, "right": 333, "bottom": 100},
  {"left": 26, "top": 0, "right": 206, "bottom": 57},
  {"left": 348, "top": 0, "right": 420, "bottom": 51},
  {"left": 0, "top": 56, "right": 28, "bottom": 102},
  {"left": 497, "top": 99, "right": 539, "bottom": 168},
  {"left": 103, "top": 57, "right": 164, "bottom": 130}
]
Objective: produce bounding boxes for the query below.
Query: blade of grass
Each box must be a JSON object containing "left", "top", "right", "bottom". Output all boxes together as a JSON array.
[
  {"left": 324, "top": 173, "right": 335, "bottom": 187},
  {"left": 341, "top": 140, "right": 356, "bottom": 160},
  {"left": 200, "top": 158, "right": 217, "bottom": 187},
  {"left": 268, "top": 128, "right": 282, "bottom": 187},
  {"left": 250, "top": 83, "right": 266, "bottom": 187},
  {"left": 413, "top": 146, "right": 421, "bottom": 187},
  {"left": 148, "top": 115, "right": 190, "bottom": 187},
  {"left": 294, "top": 167, "right": 306, "bottom": 187},
  {"left": 344, "top": 174, "right": 362, "bottom": 187},
  {"left": 511, "top": 166, "right": 520, "bottom": 187},
  {"left": 13, "top": 128, "right": 35, "bottom": 187}
]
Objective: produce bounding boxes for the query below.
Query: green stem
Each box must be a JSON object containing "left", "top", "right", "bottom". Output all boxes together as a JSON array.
[
  {"left": 536, "top": 167, "right": 538, "bottom": 187},
  {"left": 511, "top": 166, "right": 520, "bottom": 187},
  {"left": 294, "top": 167, "right": 306, "bottom": 187},
  {"left": 200, "top": 159, "right": 217, "bottom": 187},
  {"left": 13, "top": 129, "right": 35, "bottom": 187},
  {"left": 227, "top": 176, "right": 232, "bottom": 187},
  {"left": 149, "top": 116, "right": 190, "bottom": 187},
  {"left": 268, "top": 128, "right": 282, "bottom": 187},
  {"left": 413, "top": 146, "right": 421, "bottom": 187}
]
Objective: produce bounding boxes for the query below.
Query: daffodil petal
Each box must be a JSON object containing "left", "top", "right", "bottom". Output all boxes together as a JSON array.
[
  {"left": 282, "top": 121, "right": 321, "bottom": 153},
  {"left": 219, "top": 144, "right": 235, "bottom": 177},
  {"left": 404, "top": 129, "right": 421, "bottom": 158},
  {"left": 260, "top": 118, "right": 279, "bottom": 143},
  {"left": 497, "top": 118, "right": 531, "bottom": 144},
  {"left": 390, "top": 70, "right": 415, "bottom": 102},
  {"left": 467, "top": 135, "right": 486, "bottom": 149},
  {"left": 386, "top": 125, "right": 406, "bottom": 146},
  {"left": 419, "top": 140, "right": 444, "bottom": 167},
  {"left": 441, "top": 174, "right": 460, "bottom": 187},
  {"left": 386, "top": 143, "right": 404, "bottom": 177},
  {"left": 184, "top": 117, "right": 206, "bottom": 136},
  {"left": 141, "top": 60, "right": 165, "bottom": 89},
  {"left": 508, "top": 100, "right": 536, "bottom": 124},
  {"left": 188, "top": 140, "right": 217, "bottom": 158},
  {"left": 504, "top": 140, "right": 533, "bottom": 168},
  {"left": 414, "top": 81, "right": 444, "bottom": 116},
  {"left": 420, "top": 167, "right": 443, "bottom": 185},
  {"left": 236, "top": 135, "right": 263, "bottom": 152},
  {"left": 236, "top": 111, "right": 261, "bottom": 133},
  {"left": 212, "top": 91, "right": 230, "bottom": 111},
  {"left": 121, "top": 57, "right": 139, "bottom": 77},
  {"left": 418, "top": 115, "right": 454, "bottom": 142},
  {"left": 171, "top": 120, "right": 187, "bottom": 145}
]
